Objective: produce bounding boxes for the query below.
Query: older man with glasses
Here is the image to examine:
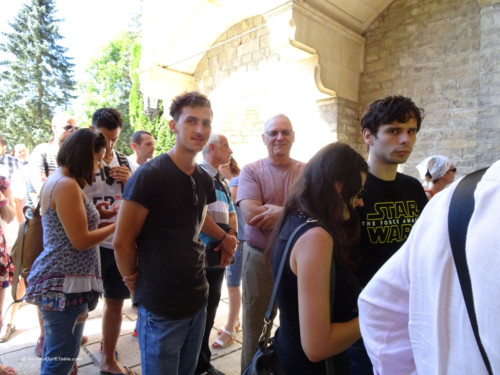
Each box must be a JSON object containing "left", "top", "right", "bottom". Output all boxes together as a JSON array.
[{"left": 237, "top": 114, "right": 305, "bottom": 371}]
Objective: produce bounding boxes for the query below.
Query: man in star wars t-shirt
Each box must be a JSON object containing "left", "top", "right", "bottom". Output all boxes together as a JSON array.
[{"left": 350, "top": 95, "right": 428, "bottom": 375}]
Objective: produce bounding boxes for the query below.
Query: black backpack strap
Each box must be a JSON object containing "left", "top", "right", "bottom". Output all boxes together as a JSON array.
[
  {"left": 448, "top": 168, "right": 492, "bottom": 375},
  {"left": 115, "top": 151, "right": 131, "bottom": 171}
]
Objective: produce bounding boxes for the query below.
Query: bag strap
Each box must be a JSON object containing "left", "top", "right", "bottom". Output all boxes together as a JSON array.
[
  {"left": 448, "top": 168, "right": 492, "bottom": 375},
  {"left": 324, "top": 251, "right": 336, "bottom": 375},
  {"left": 258, "top": 219, "right": 318, "bottom": 346}
]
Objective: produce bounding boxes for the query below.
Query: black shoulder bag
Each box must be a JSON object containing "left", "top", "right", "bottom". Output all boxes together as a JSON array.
[
  {"left": 243, "top": 218, "right": 337, "bottom": 375},
  {"left": 448, "top": 168, "right": 492, "bottom": 375}
]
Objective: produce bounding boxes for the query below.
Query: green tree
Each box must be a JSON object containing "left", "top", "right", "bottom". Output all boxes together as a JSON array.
[
  {"left": 77, "top": 31, "right": 136, "bottom": 154},
  {"left": 129, "top": 42, "right": 175, "bottom": 154},
  {"left": 0, "top": 0, "right": 75, "bottom": 149}
]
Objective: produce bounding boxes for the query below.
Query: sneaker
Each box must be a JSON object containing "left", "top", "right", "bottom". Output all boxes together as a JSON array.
[
  {"left": 132, "top": 329, "right": 137, "bottom": 337},
  {"left": 205, "top": 364, "right": 225, "bottom": 375},
  {"left": 34, "top": 336, "right": 44, "bottom": 357}
]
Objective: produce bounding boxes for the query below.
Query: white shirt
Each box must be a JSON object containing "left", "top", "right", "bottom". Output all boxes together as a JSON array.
[{"left": 358, "top": 159, "right": 500, "bottom": 375}]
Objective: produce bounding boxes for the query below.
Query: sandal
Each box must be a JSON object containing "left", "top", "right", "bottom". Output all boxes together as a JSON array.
[
  {"left": 0, "top": 324, "right": 16, "bottom": 343},
  {"left": 217, "top": 319, "right": 240, "bottom": 335},
  {"left": 212, "top": 327, "right": 236, "bottom": 349}
]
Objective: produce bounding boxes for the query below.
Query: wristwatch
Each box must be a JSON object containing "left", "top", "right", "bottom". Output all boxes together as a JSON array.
[{"left": 226, "top": 226, "right": 237, "bottom": 237}]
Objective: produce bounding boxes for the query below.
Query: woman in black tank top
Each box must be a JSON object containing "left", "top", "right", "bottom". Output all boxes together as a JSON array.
[{"left": 267, "top": 143, "right": 369, "bottom": 375}]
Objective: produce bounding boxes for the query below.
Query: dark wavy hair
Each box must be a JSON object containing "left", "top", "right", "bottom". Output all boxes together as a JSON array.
[
  {"left": 57, "top": 129, "right": 106, "bottom": 188},
  {"left": 92, "top": 108, "right": 123, "bottom": 130},
  {"left": 169, "top": 91, "right": 212, "bottom": 121},
  {"left": 361, "top": 95, "right": 424, "bottom": 135},
  {"left": 267, "top": 142, "right": 369, "bottom": 267}
]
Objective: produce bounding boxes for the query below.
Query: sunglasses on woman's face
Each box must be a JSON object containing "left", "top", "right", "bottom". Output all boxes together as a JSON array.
[{"left": 356, "top": 187, "right": 367, "bottom": 200}]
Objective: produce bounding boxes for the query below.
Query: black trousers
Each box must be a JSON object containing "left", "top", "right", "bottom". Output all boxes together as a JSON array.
[{"left": 195, "top": 267, "right": 225, "bottom": 374}]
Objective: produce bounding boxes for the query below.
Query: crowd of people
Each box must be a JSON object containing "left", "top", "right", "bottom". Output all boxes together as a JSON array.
[{"left": 0, "top": 91, "right": 497, "bottom": 375}]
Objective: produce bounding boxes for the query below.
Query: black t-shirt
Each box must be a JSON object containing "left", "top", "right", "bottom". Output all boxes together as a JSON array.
[
  {"left": 122, "top": 153, "right": 216, "bottom": 319},
  {"left": 356, "top": 172, "right": 427, "bottom": 286}
]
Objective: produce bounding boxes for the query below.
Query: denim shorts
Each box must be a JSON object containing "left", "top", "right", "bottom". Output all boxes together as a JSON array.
[
  {"left": 225, "top": 241, "right": 244, "bottom": 287},
  {"left": 137, "top": 302, "right": 207, "bottom": 375},
  {"left": 40, "top": 303, "right": 88, "bottom": 375}
]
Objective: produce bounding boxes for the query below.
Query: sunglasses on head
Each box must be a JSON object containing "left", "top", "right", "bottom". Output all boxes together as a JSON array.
[{"left": 356, "top": 187, "right": 367, "bottom": 200}]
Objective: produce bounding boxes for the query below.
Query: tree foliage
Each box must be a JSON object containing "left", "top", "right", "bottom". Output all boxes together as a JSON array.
[
  {"left": 0, "top": 0, "right": 76, "bottom": 149},
  {"left": 77, "top": 31, "right": 136, "bottom": 154},
  {"left": 129, "top": 42, "right": 175, "bottom": 154}
]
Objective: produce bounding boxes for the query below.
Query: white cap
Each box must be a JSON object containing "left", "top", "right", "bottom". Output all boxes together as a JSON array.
[{"left": 416, "top": 155, "right": 453, "bottom": 181}]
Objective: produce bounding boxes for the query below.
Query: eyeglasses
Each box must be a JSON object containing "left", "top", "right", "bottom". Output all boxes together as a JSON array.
[
  {"left": 64, "top": 125, "right": 77, "bottom": 132},
  {"left": 356, "top": 187, "right": 367, "bottom": 200},
  {"left": 448, "top": 167, "right": 457, "bottom": 173},
  {"left": 190, "top": 176, "right": 199, "bottom": 206},
  {"left": 265, "top": 129, "right": 293, "bottom": 138},
  {"left": 103, "top": 166, "right": 114, "bottom": 185}
]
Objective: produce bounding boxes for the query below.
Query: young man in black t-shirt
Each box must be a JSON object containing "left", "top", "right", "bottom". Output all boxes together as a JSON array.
[
  {"left": 350, "top": 96, "right": 428, "bottom": 374},
  {"left": 113, "top": 92, "right": 219, "bottom": 375}
]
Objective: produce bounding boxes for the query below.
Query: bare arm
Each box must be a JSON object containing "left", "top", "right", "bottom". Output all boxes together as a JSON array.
[
  {"left": 51, "top": 178, "right": 116, "bottom": 251},
  {"left": 113, "top": 199, "right": 149, "bottom": 287},
  {"left": 239, "top": 198, "right": 283, "bottom": 230},
  {"left": 291, "top": 227, "right": 361, "bottom": 362},
  {"left": 0, "top": 185, "right": 16, "bottom": 224},
  {"left": 230, "top": 185, "right": 238, "bottom": 203}
]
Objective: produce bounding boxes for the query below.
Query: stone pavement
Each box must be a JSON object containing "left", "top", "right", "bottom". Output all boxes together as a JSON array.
[{"left": 0, "top": 278, "right": 275, "bottom": 375}]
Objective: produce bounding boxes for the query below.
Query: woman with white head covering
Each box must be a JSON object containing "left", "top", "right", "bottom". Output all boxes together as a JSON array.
[{"left": 416, "top": 155, "right": 456, "bottom": 199}]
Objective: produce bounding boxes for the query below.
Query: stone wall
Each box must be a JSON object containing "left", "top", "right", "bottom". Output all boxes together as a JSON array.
[{"left": 359, "top": 0, "right": 482, "bottom": 177}]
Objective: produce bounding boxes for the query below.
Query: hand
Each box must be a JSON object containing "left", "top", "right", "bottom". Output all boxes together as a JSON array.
[
  {"left": 216, "top": 234, "right": 238, "bottom": 267},
  {"left": 123, "top": 271, "right": 138, "bottom": 297},
  {"left": 248, "top": 204, "right": 282, "bottom": 230},
  {"left": 109, "top": 166, "right": 131, "bottom": 183},
  {"left": 95, "top": 201, "right": 118, "bottom": 219}
]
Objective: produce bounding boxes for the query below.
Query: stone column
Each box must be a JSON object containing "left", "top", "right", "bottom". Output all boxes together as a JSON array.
[{"left": 476, "top": 0, "right": 500, "bottom": 167}]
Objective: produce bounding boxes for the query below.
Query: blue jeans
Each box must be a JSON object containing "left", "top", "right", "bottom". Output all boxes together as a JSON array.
[
  {"left": 40, "top": 303, "right": 88, "bottom": 375},
  {"left": 225, "top": 241, "right": 244, "bottom": 287},
  {"left": 138, "top": 302, "right": 207, "bottom": 375},
  {"left": 348, "top": 338, "right": 374, "bottom": 375}
]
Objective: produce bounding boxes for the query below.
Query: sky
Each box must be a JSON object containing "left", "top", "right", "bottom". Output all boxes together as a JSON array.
[{"left": 1, "top": 0, "right": 141, "bottom": 79}]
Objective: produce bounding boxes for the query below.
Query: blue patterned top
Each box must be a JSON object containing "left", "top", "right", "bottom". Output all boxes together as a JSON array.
[{"left": 25, "top": 195, "right": 103, "bottom": 311}]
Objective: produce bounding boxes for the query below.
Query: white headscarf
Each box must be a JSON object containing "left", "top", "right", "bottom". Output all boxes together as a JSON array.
[{"left": 416, "top": 155, "right": 453, "bottom": 182}]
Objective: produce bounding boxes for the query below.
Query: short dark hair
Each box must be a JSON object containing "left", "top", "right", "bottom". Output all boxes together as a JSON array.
[
  {"left": 268, "top": 142, "right": 369, "bottom": 267},
  {"left": 360, "top": 95, "right": 424, "bottom": 135},
  {"left": 91, "top": 108, "right": 123, "bottom": 130},
  {"left": 57, "top": 129, "right": 106, "bottom": 187},
  {"left": 130, "top": 130, "right": 152, "bottom": 145},
  {"left": 169, "top": 91, "right": 212, "bottom": 121}
]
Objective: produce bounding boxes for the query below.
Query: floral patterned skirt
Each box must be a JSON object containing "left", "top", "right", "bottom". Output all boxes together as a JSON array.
[{"left": 0, "top": 235, "right": 14, "bottom": 288}]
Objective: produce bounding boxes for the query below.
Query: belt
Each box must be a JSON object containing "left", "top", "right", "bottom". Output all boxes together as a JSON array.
[{"left": 247, "top": 242, "right": 265, "bottom": 253}]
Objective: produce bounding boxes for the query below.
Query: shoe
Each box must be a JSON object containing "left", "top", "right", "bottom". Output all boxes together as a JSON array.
[
  {"left": 205, "top": 364, "right": 225, "bottom": 375},
  {"left": 81, "top": 335, "right": 89, "bottom": 345},
  {"left": 132, "top": 329, "right": 137, "bottom": 337},
  {"left": 217, "top": 319, "right": 240, "bottom": 335},
  {"left": 34, "top": 336, "right": 44, "bottom": 357},
  {"left": 0, "top": 324, "right": 16, "bottom": 342},
  {"left": 212, "top": 327, "right": 236, "bottom": 349},
  {"left": 100, "top": 339, "right": 119, "bottom": 360}
]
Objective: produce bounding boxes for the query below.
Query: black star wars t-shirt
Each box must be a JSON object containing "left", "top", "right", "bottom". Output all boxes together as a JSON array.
[{"left": 356, "top": 172, "right": 427, "bottom": 286}]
